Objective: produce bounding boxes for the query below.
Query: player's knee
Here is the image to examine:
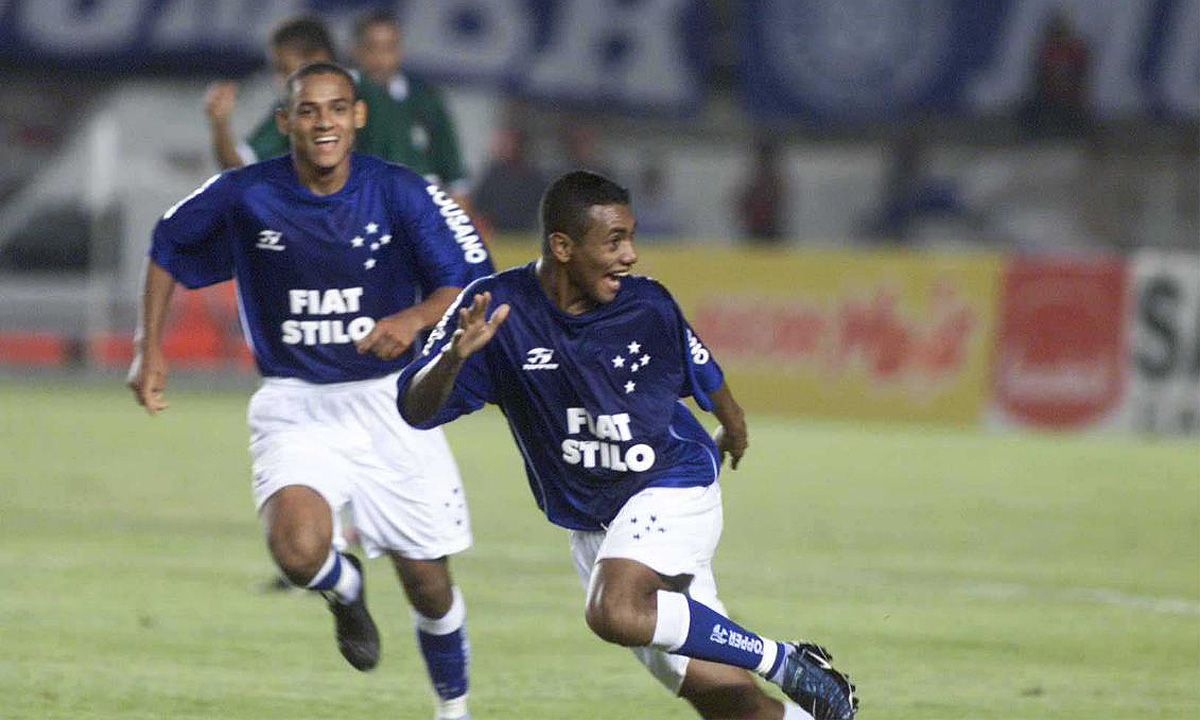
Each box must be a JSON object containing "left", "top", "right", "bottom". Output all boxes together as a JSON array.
[
  {"left": 585, "top": 593, "right": 648, "bottom": 647},
  {"left": 267, "top": 526, "right": 330, "bottom": 584}
]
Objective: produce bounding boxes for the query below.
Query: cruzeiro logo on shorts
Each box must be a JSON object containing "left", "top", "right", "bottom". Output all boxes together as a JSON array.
[
  {"left": 256, "top": 229, "right": 285, "bottom": 251},
  {"left": 523, "top": 347, "right": 559, "bottom": 370},
  {"left": 709, "top": 623, "right": 763, "bottom": 654}
]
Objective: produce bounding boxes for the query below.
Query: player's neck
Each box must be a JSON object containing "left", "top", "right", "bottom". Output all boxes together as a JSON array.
[
  {"left": 293, "top": 156, "right": 352, "bottom": 196},
  {"left": 535, "top": 258, "right": 594, "bottom": 315}
]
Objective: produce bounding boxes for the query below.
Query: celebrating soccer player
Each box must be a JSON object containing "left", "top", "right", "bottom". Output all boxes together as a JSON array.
[
  {"left": 398, "top": 171, "right": 858, "bottom": 720},
  {"left": 129, "top": 62, "right": 489, "bottom": 720}
]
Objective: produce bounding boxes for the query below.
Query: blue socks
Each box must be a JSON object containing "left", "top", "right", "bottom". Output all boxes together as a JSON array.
[
  {"left": 651, "top": 590, "right": 787, "bottom": 679},
  {"left": 304, "top": 549, "right": 361, "bottom": 604},
  {"left": 414, "top": 586, "right": 469, "bottom": 703}
]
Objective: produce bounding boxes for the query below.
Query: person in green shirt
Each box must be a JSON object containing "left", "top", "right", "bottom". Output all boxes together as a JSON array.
[
  {"left": 351, "top": 8, "right": 469, "bottom": 203},
  {"left": 203, "top": 14, "right": 450, "bottom": 184}
]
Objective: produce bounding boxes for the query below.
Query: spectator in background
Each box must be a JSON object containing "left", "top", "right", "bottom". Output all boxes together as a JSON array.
[
  {"left": 556, "top": 119, "right": 617, "bottom": 182},
  {"left": 734, "top": 136, "right": 788, "bottom": 244},
  {"left": 351, "top": 9, "right": 470, "bottom": 203},
  {"left": 1019, "top": 11, "right": 1091, "bottom": 139},
  {"left": 861, "top": 126, "right": 982, "bottom": 244},
  {"left": 471, "top": 123, "right": 549, "bottom": 236},
  {"left": 633, "top": 156, "right": 681, "bottom": 239}
]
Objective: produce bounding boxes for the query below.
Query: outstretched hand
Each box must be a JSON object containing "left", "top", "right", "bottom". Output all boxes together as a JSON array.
[{"left": 447, "top": 291, "right": 509, "bottom": 361}]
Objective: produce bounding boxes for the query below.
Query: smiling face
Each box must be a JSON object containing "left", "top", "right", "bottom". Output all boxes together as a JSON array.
[
  {"left": 276, "top": 70, "right": 365, "bottom": 180},
  {"left": 558, "top": 203, "right": 638, "bottom": 312}
]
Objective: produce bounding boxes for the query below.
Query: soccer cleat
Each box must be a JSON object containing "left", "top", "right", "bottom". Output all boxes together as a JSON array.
[
  {"left": 778, "top": 642, "right": 858, "bottom": 720},
  {"left": 323, "top": 554, "right": 380, "bottom": 671}
]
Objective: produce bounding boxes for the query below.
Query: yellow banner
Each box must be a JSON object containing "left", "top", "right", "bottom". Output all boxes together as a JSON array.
[{"left": 487, "top": 238, "right": 1002, "bottom": 425}]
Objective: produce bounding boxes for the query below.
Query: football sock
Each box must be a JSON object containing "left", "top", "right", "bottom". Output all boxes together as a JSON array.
[
  {"left": 414, "top": 586, "right": 469, "bottom": 704},
  {"left": 650, "top": 591, "right": 787, "bottom": 680},
  {"left": 304, "top": 549, "right": 362, "bottom": 604}
]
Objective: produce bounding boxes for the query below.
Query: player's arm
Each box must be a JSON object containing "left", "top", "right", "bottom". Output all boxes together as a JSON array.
[
  {"left": 204, "top": 81, "right": 246, "bottom": 170},
  {"left": 127, "top": 261, "right": 178, "bottom": 415},
  {"left": 356, "top": 285, "right": 462, "bottom": 361},
  {"left": 402, "top": 292, "right": 508, "bottom": 423},
  {"left": 707, "top": 381, "right": 748, "bottom": 470}
]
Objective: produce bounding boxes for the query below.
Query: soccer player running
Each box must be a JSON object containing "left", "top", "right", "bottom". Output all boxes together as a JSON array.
[
  {"left": 398, "top": 171, "right": 858, "bottom": 720},
  {"left": 128, "top": 63, "right": 489, "bottom": 720}
]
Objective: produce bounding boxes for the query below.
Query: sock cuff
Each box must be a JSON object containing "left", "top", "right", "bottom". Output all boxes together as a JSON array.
[
  {"left": 304, "top": 548, "right": 341, "bottom": 590},
  {"left": 415, "top": 585, "right": 466, "bottom": 635},
  {"left": 650, "top": 590, "right": 691, "bottom": 652},
  {"left": 755, "top": 638, "right": 782, "bottom": 676}
]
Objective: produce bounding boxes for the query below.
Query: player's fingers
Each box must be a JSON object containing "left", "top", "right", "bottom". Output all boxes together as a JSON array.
[
  {"left": 488, "top": 303, "right": 511, "bottom": 328},
  {"left": 355, "top": 324, "right": 383, "bottom": 354}
]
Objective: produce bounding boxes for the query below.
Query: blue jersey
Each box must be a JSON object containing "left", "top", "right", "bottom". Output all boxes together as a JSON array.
[
  {"left": 398, "top": 264, "right": 726, "bottom": 531},
  {"left": 149, "top": 154, "right": 493, "bottom": 383}
]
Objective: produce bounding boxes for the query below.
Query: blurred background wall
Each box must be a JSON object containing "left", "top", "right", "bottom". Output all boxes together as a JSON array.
[{"left": 0, "top": 0, "right": 1196, "bottom": 434}]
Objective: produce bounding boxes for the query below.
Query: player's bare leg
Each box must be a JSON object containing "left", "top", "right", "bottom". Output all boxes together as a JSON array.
[
  {"left": 260, "top": 485, "right": 379, "bottom": 671},
  {"left": 390, "top": 554, "right": 470, "bottom": 720},
  {"left": 680, "top": 659, "right": 783, "bottom": 720}
]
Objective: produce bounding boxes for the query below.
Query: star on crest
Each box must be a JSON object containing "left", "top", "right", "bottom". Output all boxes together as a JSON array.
[
  {"left": 365, "top": 222, "right": 379, "bottom": 234},
  {"left": 370, "top": 242, "right": 379, "bottom": 251},
  {"left": 627, "top": 341, "right": 641, "bottom": 354},
  {"left": 379, "top": 234, "right": 391, "bottom": 245},
  {"left": 612, "top": 356, "right": 625, "bottom": 368},
  {"left": 624, "top": 381, "right": 636, "bottom": 394},
  {"left": 364, "top": 258, "right": 376, "bottom": 269},
  {"left": 630, "top": 363, "right": 640, "bottom": 372},
  {"left": 640, "top": 354, "right": 651, "bottom": 366},
  {"left": 351, "top": 236, "right": 365, "bottom": 248}
]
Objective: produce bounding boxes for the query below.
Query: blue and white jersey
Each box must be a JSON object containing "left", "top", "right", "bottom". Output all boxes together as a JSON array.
[
  {"left": 397, "top": 264, "right": 726, "bottom": 531},
  {"left": 149, "top": 154, "right": 493, "bottom": 383}
]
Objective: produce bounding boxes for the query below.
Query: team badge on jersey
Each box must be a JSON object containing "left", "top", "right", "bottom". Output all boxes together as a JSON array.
[{"left": 609, "top": 338, "right": 652, "bottom": 393}]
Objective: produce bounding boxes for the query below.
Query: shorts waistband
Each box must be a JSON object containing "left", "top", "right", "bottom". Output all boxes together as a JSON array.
[{"left": 259, "top": 371, "right": 400, "bottom": 394}]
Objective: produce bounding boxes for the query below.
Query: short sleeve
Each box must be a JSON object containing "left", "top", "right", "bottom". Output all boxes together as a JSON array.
[
  {"left": 397, "top": 280, "right": 498, "bottom": 429},
  {"left": 392, "top": 172, "right": 494, "bottom": 294},
  {"left": 149, "top": 172, "right": 235, "bottom": 289}
]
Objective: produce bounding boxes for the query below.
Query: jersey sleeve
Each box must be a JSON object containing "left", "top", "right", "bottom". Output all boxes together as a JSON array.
[
  {"left": 656, "top": 283, "right": 724, "bottom": 411},
  {"left": 149, "top": 172, "right": 236, "bottom": 289},
  {"left": 392, "top": 170, "right": 495, "bottom": 294},
  {"left": 396, "top": 280, "right": 498, "bottom": 429},
  {"left": 243, "top": 110, "right": 288, "bottom": 165}
]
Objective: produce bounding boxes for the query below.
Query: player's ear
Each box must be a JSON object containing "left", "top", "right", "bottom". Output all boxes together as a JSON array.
[
  {"left": 547, "top": 231, "right": 573, "bottom": 263},
  {"left": 353, "top": 98, "right": 366, "bottom": 129},
  {"left": 274, "top": 106, "right": 289, "bottom": 135}
]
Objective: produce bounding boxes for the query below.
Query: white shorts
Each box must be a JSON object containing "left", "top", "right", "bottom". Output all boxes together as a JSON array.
[
  {"left": 248, "top": 372, "right": 471, "bottom": 560},
  {"left": 568, "top": 483, "right": 728, "bottom": 694}
]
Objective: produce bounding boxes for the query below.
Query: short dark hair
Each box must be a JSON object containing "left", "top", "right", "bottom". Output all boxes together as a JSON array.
[
  {"left": 353, "top": 8, "right": 401, "bottom": 42},
  {"left": 270, "top": 16, "right": 336, "bottom": 59},
  {"left": 282, "top": 62, "right": 358, "bottom": 106},
  {"left": 540, "top": 171, "right": 630, "bottom": 252}
]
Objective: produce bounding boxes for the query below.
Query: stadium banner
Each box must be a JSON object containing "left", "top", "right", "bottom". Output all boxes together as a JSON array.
[
  {"left": 986, "top": 256, "right": 1128, "bottom": 431},
  {"left": 0, "top": 0, "right": 707, "bottom": 114},
  {"left": 1121, "top": 251, "right": 1200, "bottom": 435},
  {"left": 740, "top": 0, "right": 1199, "bottom": 122},
  {"left": 491, "top": 240, "right": 1003, "bottom": 424}
]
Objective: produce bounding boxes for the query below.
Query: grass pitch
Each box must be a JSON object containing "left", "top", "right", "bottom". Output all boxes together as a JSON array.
[{"left": 1, "top": 381, "right": 1197, "bottom": 719}]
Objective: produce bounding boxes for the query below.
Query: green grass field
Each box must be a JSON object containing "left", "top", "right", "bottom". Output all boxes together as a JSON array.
[{"left": 2, "top": 381, "right": 1197, "bottom": 719}]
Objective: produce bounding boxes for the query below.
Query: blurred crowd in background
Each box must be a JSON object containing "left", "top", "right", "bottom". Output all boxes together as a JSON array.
[{"left": 0, "top": 0, "right": 1196, "bottom": 434}]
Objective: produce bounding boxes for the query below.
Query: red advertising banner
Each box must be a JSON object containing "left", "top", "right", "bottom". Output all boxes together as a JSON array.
[{"left": 990, "top": 257, "right": 1127, "bottom": 430}]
